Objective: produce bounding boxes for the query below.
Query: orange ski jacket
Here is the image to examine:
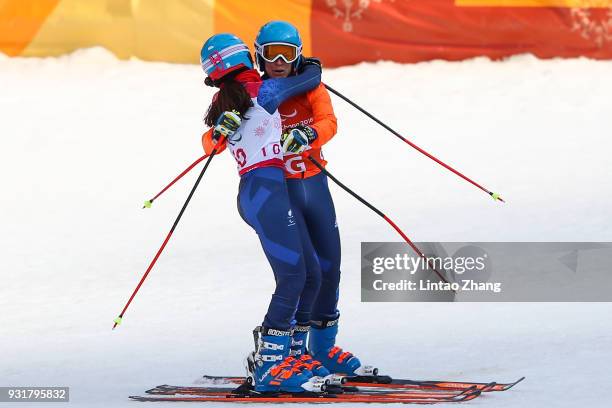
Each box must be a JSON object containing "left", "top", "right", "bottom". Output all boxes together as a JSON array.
[{"left": 202, "top": 83, "right": 337, "bottom": 179}]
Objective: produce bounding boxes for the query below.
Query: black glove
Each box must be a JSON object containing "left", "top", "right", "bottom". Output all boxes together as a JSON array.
[{"left": 298, "top": 57, "right": 322, "bottom": 74}]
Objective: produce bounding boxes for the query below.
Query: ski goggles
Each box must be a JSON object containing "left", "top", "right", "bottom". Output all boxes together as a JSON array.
[{"left": 256, "top": 42, "right": 302, "bottom": 64}]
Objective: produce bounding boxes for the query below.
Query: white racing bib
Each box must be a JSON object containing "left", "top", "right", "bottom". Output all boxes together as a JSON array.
[{"left": 226, "top": 98, "right": 284, "bottom": 176}]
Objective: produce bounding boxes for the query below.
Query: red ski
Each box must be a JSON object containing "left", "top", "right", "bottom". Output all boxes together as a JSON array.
[
  {"left": 146, "top": 384, "right": 477, "bottom": 399},
  {"left": 130, "top": 389, "right": 481, "bottom": 404},
  {"left": 200, "top": 374, "right": 525, "bottom": 392}
]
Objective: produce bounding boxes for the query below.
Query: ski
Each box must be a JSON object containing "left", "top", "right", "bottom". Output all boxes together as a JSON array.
[
  {"left": 145, "top": 384, "right": 477, "bottom": 399},
  {"left": 130, "top": 373, "right": 521, "bottom": 402},
  {"left": 130, "top": 389, "right": 481, "bottom": 404},
  {"left": 379, "top": 376, "right": 525, "bottom": 392},
  {"left": 200, "top": 374, "right": 524, "bottom": 392}
]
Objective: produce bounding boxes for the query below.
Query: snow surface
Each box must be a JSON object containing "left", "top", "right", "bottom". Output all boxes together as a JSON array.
[{"left": 1, "top": 48, "right": 611, "bottom": 407}]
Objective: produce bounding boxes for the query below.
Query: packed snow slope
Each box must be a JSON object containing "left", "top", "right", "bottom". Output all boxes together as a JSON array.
[{"left": 1, "top": 48, "right": 611, "bottom": 407}]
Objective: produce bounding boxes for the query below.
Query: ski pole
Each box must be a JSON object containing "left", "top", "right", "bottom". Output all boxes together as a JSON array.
[
  {"left": 304, "top": 153, "right": 453, "bottom": 288},
  {"left": 324, "top": 84, "right": 504, "bottom": 203},
  {"left": 143, "top": 154, "right": 208, "bottom": 209},
  {"left": 113, "top": 140, "right": 223, "bottom": 330}
]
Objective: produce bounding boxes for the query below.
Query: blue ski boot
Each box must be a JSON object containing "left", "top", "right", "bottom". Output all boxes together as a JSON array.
[
  {"left": 290, "top": 324, "right": 330, "bottom": 377},
  {"left": 309, "top": 319, "right": 377, "bottom": 377},
  {"left": 247, "top": 327, "right": 317, "bottom": 393}
]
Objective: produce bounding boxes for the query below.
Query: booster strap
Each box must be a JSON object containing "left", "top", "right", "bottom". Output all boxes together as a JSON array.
[{"left": 311, "top": 317, "right": 339, "bottom": 329}]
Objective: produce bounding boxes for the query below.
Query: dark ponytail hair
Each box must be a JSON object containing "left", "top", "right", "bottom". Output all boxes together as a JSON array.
[{"left": 204, "top": 75, "right": 253, "bottom": 127}]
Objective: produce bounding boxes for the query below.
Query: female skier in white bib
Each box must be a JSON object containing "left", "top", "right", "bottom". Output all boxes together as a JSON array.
[{"left": 200, "top": 33, "right": 322, "bottom": 393}]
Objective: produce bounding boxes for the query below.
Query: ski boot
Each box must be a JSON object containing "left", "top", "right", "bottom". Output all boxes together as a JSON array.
[
  {"left": 309, "top": 319, "right": 378, "bottom": 378},
  {"left": 246, "top": 327, "right": 322, "bottom": 393},
  {"left": 290, "top": 324, "right": 330, "bottom": 378}
]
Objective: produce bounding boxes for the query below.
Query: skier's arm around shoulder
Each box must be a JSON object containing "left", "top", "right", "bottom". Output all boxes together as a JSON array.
[
  {"left": 258, "top": 60, "right": 322, "bottom": 114},
  {"left": 307, "top": 84, "right": 337, "bottom": 149}
]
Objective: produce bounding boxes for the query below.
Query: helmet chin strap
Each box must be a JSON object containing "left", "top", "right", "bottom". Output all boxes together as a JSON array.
[{"left": 293, "top": 55, "right": 302, "bottom": 72}]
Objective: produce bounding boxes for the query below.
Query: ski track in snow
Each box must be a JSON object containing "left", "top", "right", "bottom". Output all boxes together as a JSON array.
[{"left": 1, "top": 48, "right": 611, "bottom": 407}]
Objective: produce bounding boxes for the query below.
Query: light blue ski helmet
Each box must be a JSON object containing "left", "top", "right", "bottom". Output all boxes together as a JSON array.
[
  {"left": 254, "top": 21, "right": 303, "bottom": 71},
  {"left": 200, "top": 33, "right": 253, "bottom": 82}
]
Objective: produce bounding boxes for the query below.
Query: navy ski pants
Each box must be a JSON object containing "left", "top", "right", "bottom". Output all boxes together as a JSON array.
[
  {"left": 238, "top": 166, "right": 307, "bottom": 330},
  {"left": 286, "top": 172, "right": 341, "bottom": 325},
  {"left": 238, "top": 167, "right": 341, "bottom": 330}
]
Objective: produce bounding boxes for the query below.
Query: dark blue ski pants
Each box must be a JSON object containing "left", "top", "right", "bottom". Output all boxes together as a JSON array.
[
  {"left": 238, "top": 167, "right": 341, "bottom": 330},
  {"left": 286, "top": 172, "right": 341, "bottom": 325}
]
